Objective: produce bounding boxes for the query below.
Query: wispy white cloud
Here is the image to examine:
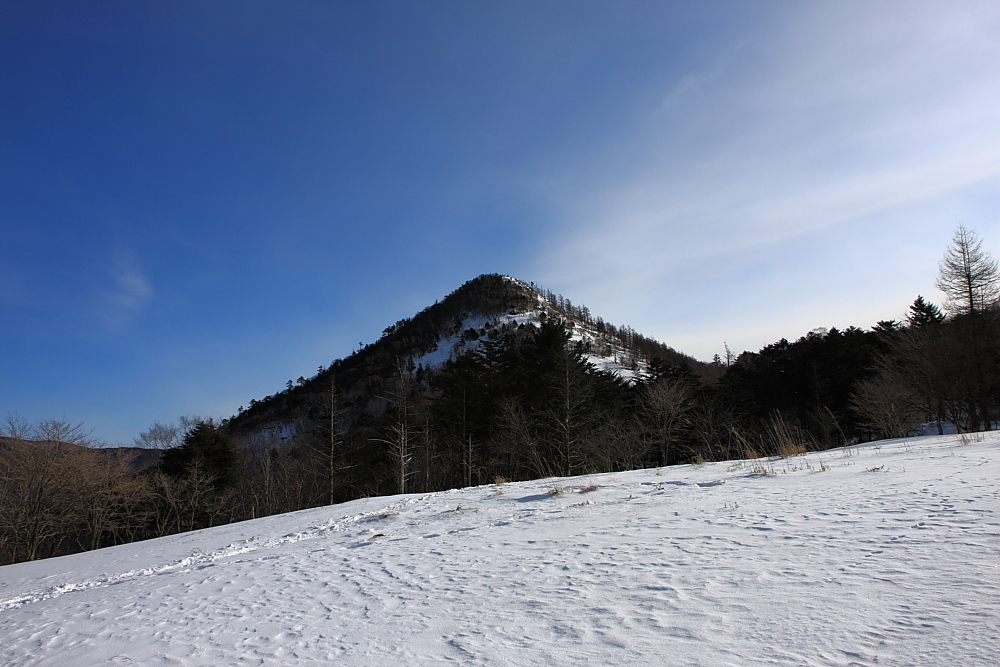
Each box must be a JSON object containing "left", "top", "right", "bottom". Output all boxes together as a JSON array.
[
  {"left": 661, "top": 42, "right": 743, "bottom": 112},
  {"left": 104, "top": 251, "right": 152, "bottom": 329},
  {"left": 531, "top": 1, "right": 1000, "bottom": 360}
]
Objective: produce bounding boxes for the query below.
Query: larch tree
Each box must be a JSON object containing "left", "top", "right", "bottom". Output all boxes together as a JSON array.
[
  {"left": 377, "top": 358, "right": 414, "bottom": 495},
  {"left": 936, "top": 225, "right": 1000, "bottom": 315}
]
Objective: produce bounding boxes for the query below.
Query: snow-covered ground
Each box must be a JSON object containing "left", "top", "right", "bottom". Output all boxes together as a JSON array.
[{"left": 1, "top": 433, "right": 997, "bottom": 666}]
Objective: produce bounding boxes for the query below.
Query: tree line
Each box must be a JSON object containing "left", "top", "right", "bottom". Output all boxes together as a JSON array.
[{"left": 2, "top": 226, "right": 997, "bottom": 565}]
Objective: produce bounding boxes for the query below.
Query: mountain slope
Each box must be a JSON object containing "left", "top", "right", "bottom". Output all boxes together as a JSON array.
[
  {"left": 225, "top": 273, "right": 712, "bottom": 441},
  {"left": 2, "top": 433, "right": 997, "bottom": 666}
]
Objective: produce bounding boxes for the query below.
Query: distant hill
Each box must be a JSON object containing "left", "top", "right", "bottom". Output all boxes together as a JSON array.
[{"left": 0, "top": 437, "right": 161, "bottom": 471}]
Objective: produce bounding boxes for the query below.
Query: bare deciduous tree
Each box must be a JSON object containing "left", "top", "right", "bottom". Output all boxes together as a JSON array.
[
  {"left": 850, "top": 374, "right": 924, "bottom": 440},
  {"left": 539, "top": 350, "right": 594, "bottom": 478},
  {"left": 642, "top": 380, "right": 693, "bottom": 466},
  {"left": 316, "top": 376, "right": 346, "bottom": 505},
  {"left": 34, "top": 418, "right": 95, "bottom": 445},
  {"left": 377, "top": 359, "right": 415, "bottom": 494},
  {"left": 494, "top": 396, "right": 549, "bottom": 480},
  {"left": 937, "top": 225, "right": 1000, "bottom": 315},
  {"left": 0, "top": 438, "right": 83, "bottom": 561},
  {"left": 134, "top": 422, "right": 181, "bottom": 449},
  {"left": 2, "top": 413, "right": 34, "bottom": 440}
]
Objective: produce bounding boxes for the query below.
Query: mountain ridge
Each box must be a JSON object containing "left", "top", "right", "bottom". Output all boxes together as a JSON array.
[{"left": 226, "top": 274, "right": 715, "bottom": 438}]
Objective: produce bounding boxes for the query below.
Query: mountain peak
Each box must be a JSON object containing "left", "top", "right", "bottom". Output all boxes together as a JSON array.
[{"left": 227, "top": 274, "right": 711, "bottom": 437}]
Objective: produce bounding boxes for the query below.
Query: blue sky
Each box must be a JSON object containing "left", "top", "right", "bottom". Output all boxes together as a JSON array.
[{"left": 2, "top": 1, "right": 997, "bottom": 444}]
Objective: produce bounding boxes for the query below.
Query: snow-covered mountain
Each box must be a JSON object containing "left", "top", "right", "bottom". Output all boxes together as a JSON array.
[
  {"left": 226, "top": 273, "right": 711, "bottom": 440},
  {"left": 2, "top": 432, "right": 996, "bottom": 666},
  {"left": 405, "top": 276, "right": 673, "bottom": 382}
]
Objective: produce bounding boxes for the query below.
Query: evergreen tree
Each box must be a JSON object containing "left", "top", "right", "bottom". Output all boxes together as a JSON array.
[
  {"left": 158, "top": 422, "right": 238, "bottom": 491},
  {"left": 907, "top": 295, "right": 945, "bottom": 327}
]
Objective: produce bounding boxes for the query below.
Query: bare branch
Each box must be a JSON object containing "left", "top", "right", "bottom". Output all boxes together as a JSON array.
[{"left": 936, "top": 225, "right": 1000, "bottom": 315}]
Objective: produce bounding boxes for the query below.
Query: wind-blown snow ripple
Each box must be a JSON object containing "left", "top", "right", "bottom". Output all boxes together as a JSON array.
[{"left": 1, "top": 434, "right": 997, "bottom": 666}]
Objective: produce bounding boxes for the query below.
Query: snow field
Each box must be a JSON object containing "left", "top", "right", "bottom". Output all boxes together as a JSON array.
[{"left": 0, "top": 433, "right": 997, "bottom": 666}]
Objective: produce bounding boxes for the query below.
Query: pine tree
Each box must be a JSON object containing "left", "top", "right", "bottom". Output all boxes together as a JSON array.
[
  {"left": 158, "top": 422, "right": 237, "bottom": 491},
  {"left": 907, "top": 296, "right": 945, "bottom": 327}
]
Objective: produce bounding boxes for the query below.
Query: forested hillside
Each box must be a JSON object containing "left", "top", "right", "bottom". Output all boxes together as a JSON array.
[{"left": 2, "top": 227, "right": 998, "bottom": 565}]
